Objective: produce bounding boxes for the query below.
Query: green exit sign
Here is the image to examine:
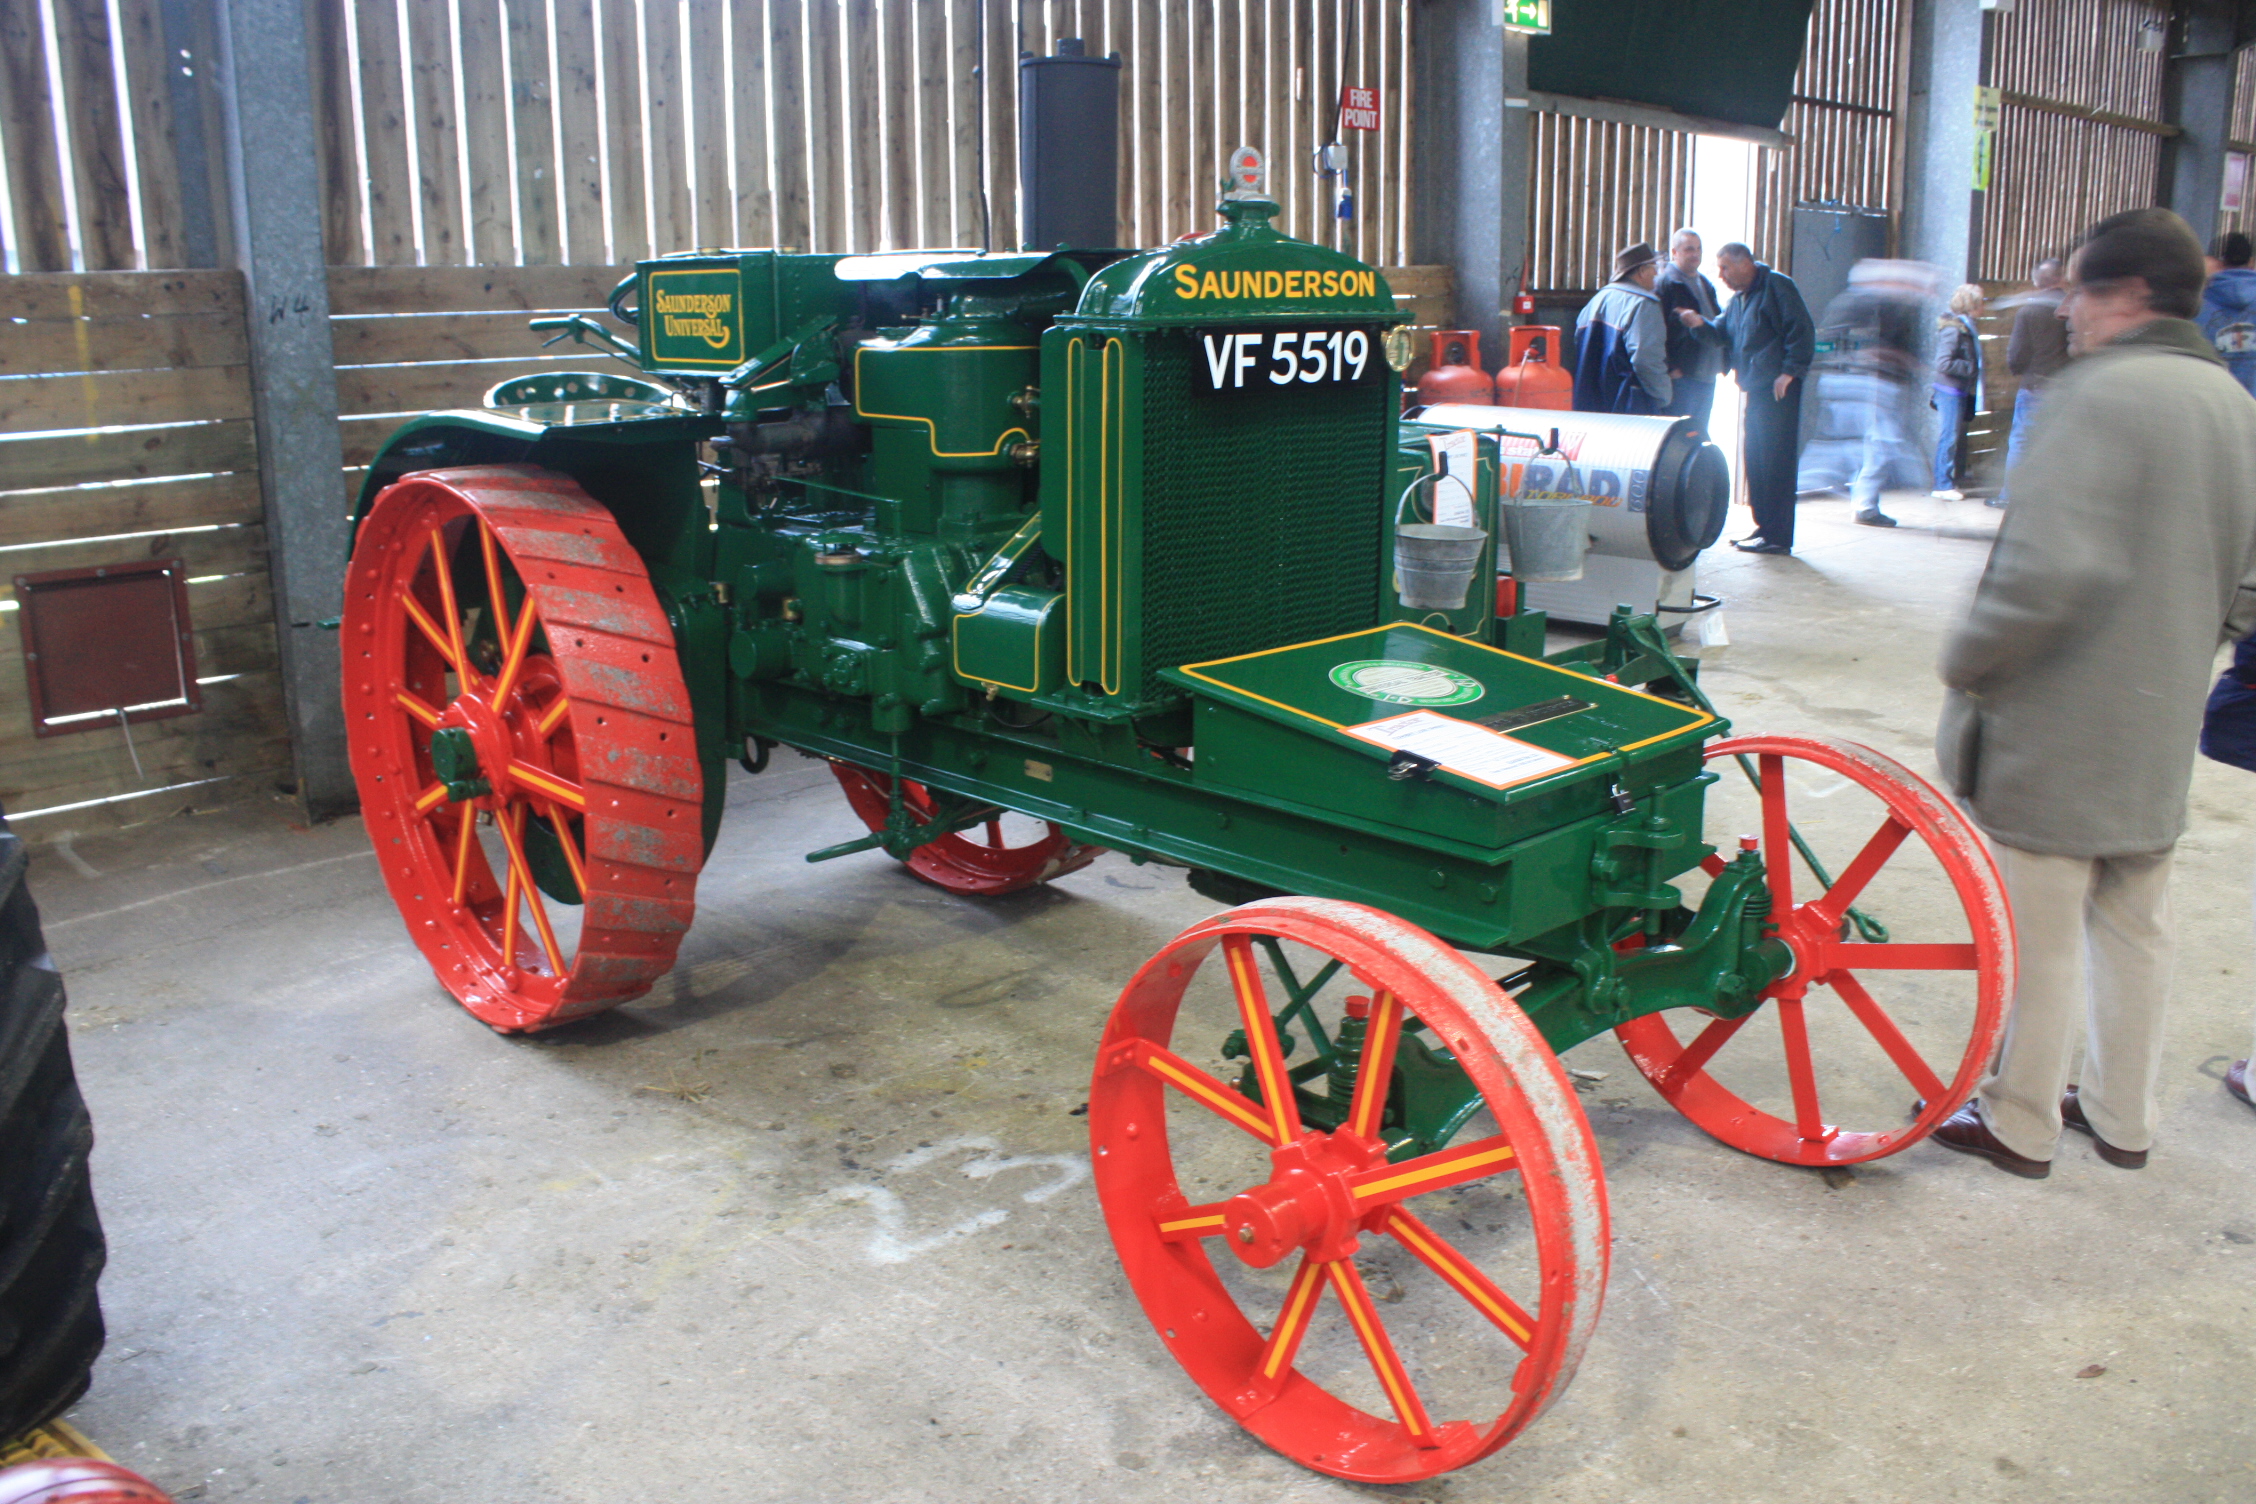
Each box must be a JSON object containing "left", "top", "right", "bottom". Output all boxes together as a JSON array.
[{"left": 1501, "top": 0, "right": 1551, "bottom": 33}]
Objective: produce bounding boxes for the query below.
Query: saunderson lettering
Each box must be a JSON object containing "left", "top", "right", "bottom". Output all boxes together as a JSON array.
[{"left": 1172, "top": 265, "right": 1379, "bottom": 301}]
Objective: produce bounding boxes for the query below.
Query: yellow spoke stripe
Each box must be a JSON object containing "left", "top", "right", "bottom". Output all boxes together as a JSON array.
[
  {"left": 1383, "top": 1208, "right": 1534, "bottom": 1347},
  {"left": 1325, "top": 1261, "right": 1434, "bottom": 1439},
  {"left": 1138, "top": 1044, "right": 1278, "bottom": 1143},
  {"left": 510, "top": 762, "right": 586, "bottom": 812},
  {"left": 1345, "top": 990, "right": 1403, "bottom": 1140},
  {"left": 1224, "top": 938, "right": 1297, "bottom": 1144},
  {"left": 1156, "top": 1208, "right": 1226, "bottom": 1240},
  {"left": 399, "top": 591, "right": 457, "bottom": 666},
  {"left": 396, "top": 691, "right": 442, "bottom": 728},
  {"left": 413, "top": 781, "right": 450, "bottom": 814},
  {"left": 536, "top": 696, "right": 572, "bottom": 737},
  {"left": 1352, "top": 1137, "right": 1517, "bottom": 1203},
  {"left": 1259, "top": 1258, "right": 1327, "bottom": 1380}
]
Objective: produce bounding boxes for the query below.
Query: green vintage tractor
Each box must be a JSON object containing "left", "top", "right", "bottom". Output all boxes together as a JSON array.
[{"left": 340, "top": 191, "right": 2013, "bottom": 1482}]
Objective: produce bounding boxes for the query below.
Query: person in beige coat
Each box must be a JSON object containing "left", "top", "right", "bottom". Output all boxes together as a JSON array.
[{"left": 1934, "top": 207, "right": 2256, "bottom": 1177}]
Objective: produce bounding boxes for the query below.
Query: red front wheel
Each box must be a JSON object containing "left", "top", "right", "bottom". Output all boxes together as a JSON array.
[
  {"left": 1091, "top": 899, "right": 1607, "bottom": 1483},
  {"left": 1616, "top": 735, "right": 2014, "bottom": 1164}
]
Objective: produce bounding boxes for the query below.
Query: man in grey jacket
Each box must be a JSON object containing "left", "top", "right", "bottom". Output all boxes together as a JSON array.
[
  {"left": 1571, "top": 242, "right": 1673, "bottom": 415},
  {"left": 1934, "top": 207, "right": 2256, "bottom": 1177}
]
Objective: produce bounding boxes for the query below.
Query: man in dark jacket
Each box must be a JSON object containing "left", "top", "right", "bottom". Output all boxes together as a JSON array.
[
  {"left": 2198, "top": 230, "right": 2256, "bottom": 394},
  {"left": 1572, "top": 242, "right": 1672, "bottom": 414},
  {"left": 1681, "top": 244, "right": 1816, "bottom": 554},
  {"left": 1655, "top": 229, "right": 1724, "bottom": 431}
]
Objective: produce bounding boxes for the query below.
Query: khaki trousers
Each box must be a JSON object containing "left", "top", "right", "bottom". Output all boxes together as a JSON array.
[{"left": 1976, "top": 843, "right": 2175, "bottom": 1161}]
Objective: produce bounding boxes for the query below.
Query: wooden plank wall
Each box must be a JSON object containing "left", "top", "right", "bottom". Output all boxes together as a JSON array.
[
  {"left": 302, "top": 0, "right": 1417, "bottom": 272},
  {"left": 1753, "top": 0, "right": 1899, "bottom": 266},
  {"left": 0, "top": 271, "right": 290, "bottom": 830},
  {"left": 1980, "top": 0, "right": 2169, "bottom": 282},
  {"left": 1526, "top": 112, "right": 1697, "bottom": 296},
  {"left": 327, "top": 264, "right": 636, "bottom": 485}
]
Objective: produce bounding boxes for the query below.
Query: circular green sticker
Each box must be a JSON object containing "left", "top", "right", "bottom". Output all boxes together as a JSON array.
[{"left": 1328, "top": 659, "right": 1485, "bottom": 707}]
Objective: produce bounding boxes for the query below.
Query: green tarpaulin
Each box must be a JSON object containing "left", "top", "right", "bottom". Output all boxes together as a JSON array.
[{"left": 1529, "top": 0, "right": 1818, "bottom": 132}]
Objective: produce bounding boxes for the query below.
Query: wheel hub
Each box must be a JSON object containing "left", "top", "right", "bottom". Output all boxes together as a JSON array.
[
  {"left": 1221, "top": 1132, "right": 1386, "bottom": 1269},
  {"left": 434, "top": 691, "right": 518, "bottom": 804}
]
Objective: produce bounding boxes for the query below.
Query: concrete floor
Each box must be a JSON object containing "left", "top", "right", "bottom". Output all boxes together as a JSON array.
[{"left": 30, "top": 489, "right": 2256, "bottom": 1503}]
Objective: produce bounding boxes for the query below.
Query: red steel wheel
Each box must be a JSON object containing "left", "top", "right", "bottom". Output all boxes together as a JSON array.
[
  {"left": 1090, "top": 898, "right": 1607, "bottom": 1483},
  {"left": 344, "top": 465, "right": 703, "bottom": 1032},
  {"left": 827, "top": 763, "right": 1101, "bottom": 896},
  {"left": 0, "top": 1458, "right": 177, "bottom": 1503},
  {"left": 1615, "top": 735, "right": 2013, "bottom": 1165}
]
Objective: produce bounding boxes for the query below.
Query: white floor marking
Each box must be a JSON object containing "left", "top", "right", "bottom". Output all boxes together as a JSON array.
[{"left": 825, "top": 1135, "right": 1090, "bottom": 1265}]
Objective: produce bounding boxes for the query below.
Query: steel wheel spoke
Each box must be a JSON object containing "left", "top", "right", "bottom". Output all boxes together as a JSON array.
[
  {"left": 1656, "top": 1012, "right": 1749, "bottom": 1093},
  {"left": 477, "top": 518, "right": 512, "bottom": 649},
  {"left": 490, "top": 591, "right": 540, "bottom": 704},
  {"left": 500, "top": 850, "right": 522, "bottom": 968},
  {"left": 1125, "top": 1040, "right": 1279, "bottom": 1143},
  {"left": 399, "top": 590, "right": 461, "bottom": 673},
  {"left": 1829, "top": 970, "right": 1948, "bottom": 1102},
  {"left": 449, "top": 808, "right": 477, "bottom": 907},
  {"left": 395, "top": 690, "right": 442, "bottom": 728},
  {"left": 1348, "top": 1133, "right": 1517, "bottom": 1206},
  {"left": 1343, "top": 990, "right": 1404, "bottom": 1140},
  {"left": 1809, "top": 816, "right": 1909, "bottom": 923},
  {"left": 1253, "top": 1256, "right": 1327, "bottom": 1388},
  {"left": 1224, "top": 935, "right": 1301, "bottom": 1144},
  {"left": 510, "top": 762, "right": 586, "bottom": 812},
  {"left": 1833, "top": 942, "right": 1977, "bottom": 970},
  {"left": 1325, "top": 1260, "right": 1439, "bottom": 1445},
  {"left": 1759, "top": 752, "right": 1793, "bottom": 913},
  {"left": 543, "top": 801, "right": 589, "bottom": 901},
  {"left": 1776, "top": 997, "right": 1829, "bottom": 1141},
  {"left": 426, "top": 527, "right": 471, "bottom": 683},
  {"left": 1381, "top": 1206, "right": 1535, "bottom": 1350},
  {"left": 1155, "top": 1203, "right": 1229, "bottom": 1242},
  {"left": 413, "top": 781, "right": 450, "bottom": 815},
  {"left": 536, "top": 693, "right": 572, "bottom": 738},
  {"left": 496, "top": 804, "right": 566, "bottom": 975}
]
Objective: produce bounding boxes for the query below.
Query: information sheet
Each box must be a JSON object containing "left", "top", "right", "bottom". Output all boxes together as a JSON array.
[{"left": 1342, "top": 710, "right": 1581, "bottom": 789}]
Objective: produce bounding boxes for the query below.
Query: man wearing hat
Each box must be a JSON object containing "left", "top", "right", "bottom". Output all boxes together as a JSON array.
[{"left": 1571, "top": 242, "right": 1673, "bottom": 415}]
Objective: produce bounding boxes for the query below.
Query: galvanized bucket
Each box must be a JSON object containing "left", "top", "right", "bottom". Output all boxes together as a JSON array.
[
  {"left": 1500, "top": 494, "right": 1594, "bottom": 581},
  {"left": 1394, "top": 523, "right": 1490, "bottom": 609}
]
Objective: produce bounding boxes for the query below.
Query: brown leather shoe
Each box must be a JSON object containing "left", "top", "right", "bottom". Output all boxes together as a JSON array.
[
  {"left": 1929, "top": 1101, "right": 2051, "bottom": 1178},
  {"left": 2061, "top": 1086, "right": 2147, "bottom": 1169},
  {"left": 2228, "top": 1059, "right": 2253, "bottom": 1110}
]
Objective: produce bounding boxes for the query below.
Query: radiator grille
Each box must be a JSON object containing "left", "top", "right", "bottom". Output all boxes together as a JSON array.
[{"left": 1134, "top": 330, "right": 1388, "bottom": 701}]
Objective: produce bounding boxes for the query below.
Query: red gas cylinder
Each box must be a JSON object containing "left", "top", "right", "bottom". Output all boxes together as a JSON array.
[
  {"left": 0, "top": 1459, "right": 176, "bottom": 1504},
  {"left": 1491, "top": 326, "right": 1572, "bottom": 411},
  {"left": 1415, "top": 330, "right": 1495, "bottom": 406}
]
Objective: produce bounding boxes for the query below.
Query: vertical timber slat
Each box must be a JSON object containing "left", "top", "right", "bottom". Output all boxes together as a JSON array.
[
  {"left": 407, "top": 0, "right": 465, "bottom": 264},
  {"left": 553, "top": 0, "right": 605, "bottom": 262}
]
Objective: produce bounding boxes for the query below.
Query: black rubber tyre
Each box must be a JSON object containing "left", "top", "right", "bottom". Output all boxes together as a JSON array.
[{"left": 0, "top": 816, "right": 104, "bottom": 1441}]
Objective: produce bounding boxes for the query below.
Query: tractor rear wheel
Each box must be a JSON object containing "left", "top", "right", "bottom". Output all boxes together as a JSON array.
[
  {"left": 343, "top": 465, "right": 704, "bottom": 1032},
  {"left": 1090, "top": 899, "right": 1607, "bottom": 1483},
  {"left": 1614, "top": 735, "right": 2013, "bottom": 1165},
  {"left": 827, "top": 764, "right": 1100, "bottom": 897}
]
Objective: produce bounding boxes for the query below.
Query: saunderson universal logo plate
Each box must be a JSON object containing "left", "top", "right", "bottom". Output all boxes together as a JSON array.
[{"left": 1328, "top": 660, "right": 1485, "bottom": 706}]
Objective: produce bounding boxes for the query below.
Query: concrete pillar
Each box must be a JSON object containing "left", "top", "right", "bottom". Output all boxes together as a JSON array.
[
  {"left": 212, "top": 0, "right": 353, "bottom": 820},
  {"left": 1899, "top": 0, "right": 1988, "bottom": 282},
  {"left": 1409, "top": 0, "right": 1531, "bottom": 364},
  {"left": 2160, "top": 4, "right": 2240, "bottom": 253}
]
